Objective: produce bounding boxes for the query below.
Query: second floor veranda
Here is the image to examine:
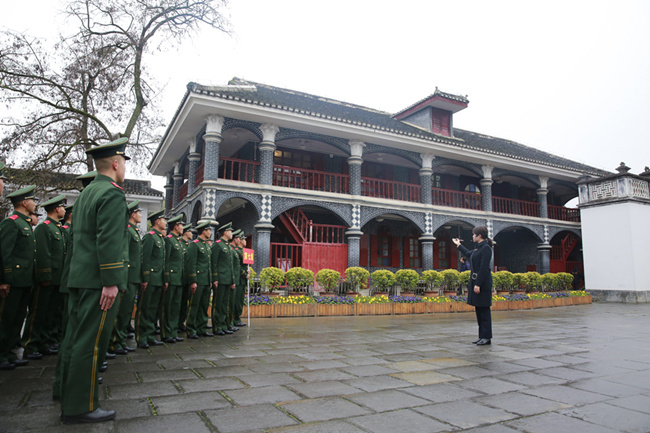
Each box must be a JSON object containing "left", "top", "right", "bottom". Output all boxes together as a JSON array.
[{"left": 177, "top": 156, "right": 581, "bottom": 223}]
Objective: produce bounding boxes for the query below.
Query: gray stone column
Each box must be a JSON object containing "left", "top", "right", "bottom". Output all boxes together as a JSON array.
[
  {"left": 420, "top": 154, "right": 434, "bottom": 204},
  {"left": 203, "top": 115, "right": 224, "bottom": 182},
  {"left": 187, "top": 137, "right": 201, "bottom": 195},
  {"left": 537, "top": 243, "right": 552, "bottom": 274},
  {"left": 259, "top": 124, "right": 279, "bottom": 185},
  {"left": 164, "top": 173, "right": 173, "bottom": 212},
  {"left": 419, "top": 235, "right": 435, "bottom": 271},
  {"left": 481, "top": 165, "right": 494, "bottom": 212},
  {"left": 348, "top": 140, "right": 365, "bottom": 195},
  {"left": 172, "top": 168, "right": 183, "bottom": 208},
  {"left": 254, "top": 222, "right": 274, "bottom": 274},
  {"left": 346, "top": 229, "right": 363, "bottom": 267},
  {"left": 537, "top": 176, "right": 549, "bottom": 219}
]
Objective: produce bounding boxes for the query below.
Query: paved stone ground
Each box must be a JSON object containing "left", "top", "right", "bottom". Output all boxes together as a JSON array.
[{"left": 1, "top": 303, "right": 650, "bottom": 433}]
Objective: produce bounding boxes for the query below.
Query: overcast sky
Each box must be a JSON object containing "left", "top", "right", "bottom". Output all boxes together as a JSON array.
[{"left": 4, "top": 0, "right": 650, "bottom": 188}]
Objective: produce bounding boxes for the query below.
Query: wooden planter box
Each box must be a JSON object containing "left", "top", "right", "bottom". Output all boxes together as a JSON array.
[
  {"left": 534, "top": 299, "right": 554, "bottom": 309},
  {"left": 492, "top": 301, "right": 510, "bottom": 311},
  {"left": 242, "top": 305, "right": 273, "bottom": 318},
  {"left": 317, "top": 304, "right": 353, "bottom": 316},
  {"left": 451, "top": 302, "right": 474, "bottom": 313},
  {"left": 427, "top": 302, "right": 453, "bottom": 313},
  {"left": 394, "top": 303, "right": 426, "bottom": 315},
  {"left": 354, "top": 304, "right": 392, "bottom": 316},
  {"left": 572, "top": 295, "right": 592, "bottom": 304},
  {"left": 275, "top": 304, "right": 317, "bottom": 317}
]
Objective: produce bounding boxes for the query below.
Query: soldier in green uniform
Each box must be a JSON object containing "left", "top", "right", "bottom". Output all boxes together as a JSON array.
[
  {"left": 136, "top": 209, "right": 167, "bottom": 348},
  {"left": 211, "top": 222, "right": 236, "bottom": 336},
  {"left": 0, "top": 185, "right": 38, "bottom": 371},
  {"left": 59, "top": 138, "right": 129, "bottom": 424},
  {"left": 178, "top": 224, "right": 193, "bottom": 332},
  {"left": 233, "top": 231, "right": 249, "bottom": 327},
  {"left": 22, "top": 194, "right": 67, "bottom": 359},
  {"left": 186, "top": 221, "right": 213, "bottom": 339},
  {"left": 162, "top": 215, "right": 185, "bottom": 343},
  {"left": 109, "top": 200, "right": 142, "bottom": 354},
  {"left": 226, "top": 229, "right": 242, "bottom": 332}
]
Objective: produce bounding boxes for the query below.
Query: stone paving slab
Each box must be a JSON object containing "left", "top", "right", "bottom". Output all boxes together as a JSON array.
[{"left": 2, "top": 303, "right": 650, "bottom": 432}]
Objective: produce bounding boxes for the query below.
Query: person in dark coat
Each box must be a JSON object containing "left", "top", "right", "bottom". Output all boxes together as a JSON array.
[{"left": 453, "top": 225, "right": 493, "bottom": 346}]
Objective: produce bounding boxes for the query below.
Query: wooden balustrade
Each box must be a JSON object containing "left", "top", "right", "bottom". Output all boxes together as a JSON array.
[
  {"left": 548, "top": 205, "right": 581, "bottom": 222},
  {"left": 360, "top": 177, "right": 421, "bottom": 203},
  {"left": 492, "top": 197, "right": 540, "bottom": 217},
  {"left": 432, "top": 188, "right": 482, "bottom": 210},
  {"left": 273, "top": 165, "right": 349, "bottom": 193}
]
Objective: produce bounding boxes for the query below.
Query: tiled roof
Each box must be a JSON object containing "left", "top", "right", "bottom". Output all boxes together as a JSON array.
[
  {"left": 5, "top": 168, "right": 163, "bottom": 197},
  {"left": 162, "top": 78, "right": 609, "bottom": 177}
]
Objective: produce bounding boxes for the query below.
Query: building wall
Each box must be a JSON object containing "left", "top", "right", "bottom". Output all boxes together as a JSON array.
[{"left": 494, "top": 229, "right": 540, "bottom": 273}]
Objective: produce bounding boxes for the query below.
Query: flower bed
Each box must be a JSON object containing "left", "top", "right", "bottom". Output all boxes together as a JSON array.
[{"left": 241, "top": 292, "right": 592, "bottom": 318}]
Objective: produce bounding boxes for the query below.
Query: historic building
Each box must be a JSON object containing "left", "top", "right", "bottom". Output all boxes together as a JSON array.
[{"left": 149, "top": 78, "right": 608, "bottom": 278}]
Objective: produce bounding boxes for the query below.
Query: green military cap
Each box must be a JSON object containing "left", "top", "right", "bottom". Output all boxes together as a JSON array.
[
  {"left": 0, "top": 161, "right": 7, "bottom": 180},
  {"left": 182, "top": 223, "right": 193, "bottom": 233},
  {"left": 218, "top": 221, "right": 233, "bottom": 232},
  {"left": 148, "top": 209, "right": 165, "bottom": 223},
  {"left": 41, "top": 194, "right": 67, "bottom": 211},
  {"left": 231, "top": 229, "right": 242, "bottom": 237},
  {"left": 31, "top": 205, "right": 43, "bottom": 217},
  {"left": 237, "top": 231, "right": 246, "bottom": 239},
  {"left": 6, "top": 185, "right": 37, "bottom": 204},
  {"left": 65, "top": 204, "right": 74, "bottom": 211},
  {"left": 195, "top": 221, "right": 211, "bottom": 233},
  {"left": 76, "top": 170, "right": 97, "bottom": 188},
  {"left": 85, "top": 137, "right": 130, "bottom": 160},
  {"left": 167, "top": 215, "right": 184, "bottom": 225},
  {"left": 127, "top": 200, "right": 140, "bottom": 213}
]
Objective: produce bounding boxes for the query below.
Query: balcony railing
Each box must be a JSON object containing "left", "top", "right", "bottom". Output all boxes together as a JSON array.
[
  {"left": 178, "top": 182, "right": 188, "bottom": 202},
  {"left": 270, "top": 243, "right": 303, "bottom": 270},
  {"left": 273, "top": 164, "right": 350, "bottom": 194},
  {"left": 432, "top": 188, "right": 482, "bottom": 210},
  {"left": 219, "top": 158, "right": 259, "bottom": 183},
  {"left": 548, "top": 205, "right": 581, "bottom": 222},
  {"left": 492, "top": 197, "right": 540, "bottom": 217},
  {"left": 361, "top": 177, "right": 421, "bottom": 203}
]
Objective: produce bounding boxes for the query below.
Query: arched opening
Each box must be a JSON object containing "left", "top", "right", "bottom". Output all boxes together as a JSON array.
[
  {"left": 270, "top": 205, "right": 349, "bottom": 274},
  {"left": 493, "top": 226, "right": 542, "bottom": 273},
  {"left": 191, "top": 201, "right": 202, "bottom": 225},
  {"left": 433, "top": 220, "right": 476, "bottom": 270},
  {"left": 550, "top": 230, "right": 583, "bottom": 287},
  {"left": 359, "top": 213, "right": 422, "bottom": 272},
  {"left": 215, "top": 197, "right": 260, "bottom": 251}
]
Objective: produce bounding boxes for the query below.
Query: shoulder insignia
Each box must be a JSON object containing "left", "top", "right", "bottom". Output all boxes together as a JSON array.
[
  {"left": 193, "top": 239, "right": 199, "bottom": 243},
  {"left": 111, "top": 181, "right": 124, "bottom": 190},
  {"left": 128, "top": 224, "right": 131, "bottom": 228},
  {"left": 44, "top": 220, "right": 51, "bottom": 225},
  {"left": 216, "top": 240, "right": 221, "bottom": 243},
  {"left": 63, "top": 225, "right": 69, "bottom": 229},
  {"left": 9, "top": 215, "right": 18, "bottom": 220},
  {"left": 148, "top": 231, "right": 155, "bottom": 235},
  {"left": 167, "top": 234, "right": 172, "bottom": 238}
]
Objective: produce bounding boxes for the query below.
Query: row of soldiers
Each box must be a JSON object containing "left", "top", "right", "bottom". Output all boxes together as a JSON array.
[{"left": 0, "top": 139, "right": 250, "bottom": 424}]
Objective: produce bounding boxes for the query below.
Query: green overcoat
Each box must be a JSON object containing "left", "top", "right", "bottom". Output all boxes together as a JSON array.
[
  {"left": 164, "top": 233, "right": 184, "bottom": 286},
  {"left": 34, "top": 216, "right": 67, "bottom": 285},
  {"left": 142, "top": 228, "right": 166, "bottom": 286},
  {"left": 0, "top": 211, "right": 36, "bottom": 286}
]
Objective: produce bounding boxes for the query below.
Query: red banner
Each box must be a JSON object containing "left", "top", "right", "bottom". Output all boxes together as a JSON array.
[{"left": 243, "top": 248, "right": 255, "bottom": 265}]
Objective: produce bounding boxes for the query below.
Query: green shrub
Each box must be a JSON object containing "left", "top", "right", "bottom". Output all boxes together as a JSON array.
[
  {"left": 459, "top": 270, "right": 471, "bottom": 288},
  {"left": 259, "top": 267, "right": 285, "bottom": 292},
  {"left": 556, "top": 272, "right": 574, "bottom": 290},
  {"left": 315, "top": 269, "right": 340, "bottom": 292},
  {"left": 345, "top": 267, "right": 370, "bottom": 291},
  {"left": 525, "top": 272, "right": 541, "bottom": 292},
  {"left": 440, "top": 269, "right": 460, "bottom": 290},
  {"left": 512, "top": 273, "right": 527, "bottom": 290},
  {"left": 493, "top": 271, "right": 514, "bottom": 292},
  {"left": 395, "top": 269, "right": 419, "bottom": 292},
  {"left": 540, "top": 273, "right": 559, "bottom": 292},
  {"left": 370, "top": 269, "right": 395, "bottom": 292},
  {"left": 285, "top": 267, "right": 314, "bottom": 290},
  {"left": 421, "top": 270, "right": 442, "bottom": 290}
]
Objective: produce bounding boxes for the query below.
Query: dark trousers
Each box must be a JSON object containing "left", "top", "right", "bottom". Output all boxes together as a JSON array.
[
  {"left": 0, "top": 286, "right": 31, "bottom": 363},
  {"left": 475, "top": 306, "right": 492, "bottom": 339}
]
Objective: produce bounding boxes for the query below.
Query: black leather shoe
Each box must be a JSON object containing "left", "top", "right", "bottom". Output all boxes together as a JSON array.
[
  {"left": 472, "top": 339, "right": 481, "bottom": 344},
  {"left": 105, "top": 352, "right": 117, "bottom": 360},
  {"left": 215, "top": 330, "right": 225, "bottom": 336},
  {"left": 175, "top": 337, "right": 184, "bottom": 342},
  {"left": 125, "top": 346, "right": 136, "bottom": 352},
  {"left": 224, "top": 329, "right": 233, "bottom": 335},
  {"left": 113, "top": 348, "right": 128, "bottom": 355},
  {"left": 0, "top": 361, "right": 16, "bottom": 370},
  {"left": 62, "top": 408, "right": 115, "bottom": 425},
  {"left": 163, "top": 338, "right": 176, "bottom": 344},
  {"left": 126, "top": 325, "right": 135, "bottom": 333},
  {"left": 127, "top": 333, "right": 135, "bottom": 339},
  {"left": 234, "top": 322, "right": 246, "bottom": 327},
  {"left": 229, "top": 327, "right": 239, "bottom": 332},
  {"left": 50, "top": 343, "right": 60, "bottom": 351},
  {"left": 201, "top": 332, "right": 214, "bottom": 337},
  {"left": 26, "top": 352, "right": 43, "bottom": 360},
  {"left": 42, "top": 347, "right": 58, "bottom": 355},
  {"left": 154, "top": 328, "right": 161, "bottom": 335},
  {"left": 97, "top": 377, "right": 103, "bottom": 384},
  {"left": 99, "top": 363, "right": 107, "bottom": 373},
  {"left": 476, "top": 338, "right": 491, "bottom": 346},
  {"left": 188, "top": 334, "right": 199, "bottom": 339},
  {"left": 13, "top": 359, "right": 29, "bottom": 367},
  {"left": 149, "top": 340, "right": 163, "bottom": 346},
  {"left": 138, "top": 343, "right": 150, "bottom": 349}
]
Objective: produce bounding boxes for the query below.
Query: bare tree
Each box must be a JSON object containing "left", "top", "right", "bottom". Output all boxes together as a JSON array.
[{"left": 0, "top": 0, "right": 230, "bottom": 187}]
